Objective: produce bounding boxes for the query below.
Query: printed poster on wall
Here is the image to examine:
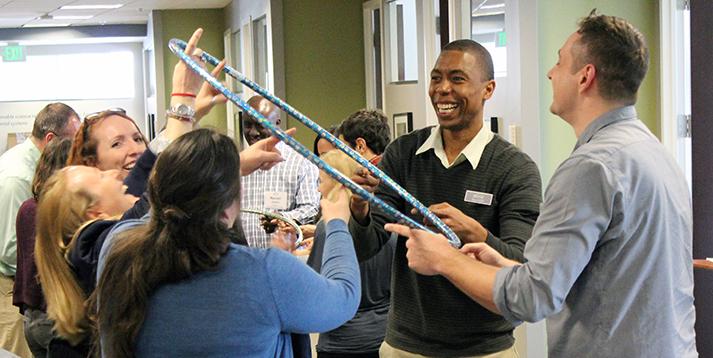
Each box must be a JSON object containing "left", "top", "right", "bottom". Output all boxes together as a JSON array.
[{"left": 0, "top": 112, "right": 34, "bottom": 155}]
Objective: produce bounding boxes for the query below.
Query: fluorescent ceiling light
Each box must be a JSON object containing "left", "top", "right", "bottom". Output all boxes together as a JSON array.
[
  {"left": 480, "top": 4, "right": 505, "bottom": 10},
  {"left": 17, "top": 37, "right": 145, "bottom": 46},
  {"left": 59, "top": 4, "right": 124, "bottom": 10},
  {"left": 52, "top": 15, "right": 95, "bottom": 20},
  {"left": 22, "top": 23, "right": 71, "bottom": 28}
]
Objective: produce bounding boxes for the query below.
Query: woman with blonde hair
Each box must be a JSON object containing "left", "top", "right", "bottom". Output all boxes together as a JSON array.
[
  {"left": 33, "top": 28, "right": 235, "bottom": 356},
  {"left": 13, "top": 137, "right": 72, "bottom": 357}
]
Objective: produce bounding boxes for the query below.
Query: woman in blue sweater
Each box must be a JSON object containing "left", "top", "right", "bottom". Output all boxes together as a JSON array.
[{"left": 94, "top": 127, "right": 361, "bottom": 357}]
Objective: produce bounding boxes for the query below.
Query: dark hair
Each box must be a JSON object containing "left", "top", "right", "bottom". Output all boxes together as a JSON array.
[
  {"left": 93, "top": 128, "right": 242, "bottom": 357},
  {"left": 442, "top": 39, "right": 494, "bottom": 81},
  {"left": 338, "top": 109, "right": 391, "bottom": 155},
  {"left": 32, "top": 138, "right": 71, "bottom": 200},
  {"left": 312, "top": 124, "right": 339, "bottom": 157},
  {"left": 67, "top": 110, "right": 148, "bottom": 167},
  {"left": 32, "top": 103, "right": 79, "bottom": 140},
  {"left": 574, "top": 10, "right": 648, "bottom": 103}
]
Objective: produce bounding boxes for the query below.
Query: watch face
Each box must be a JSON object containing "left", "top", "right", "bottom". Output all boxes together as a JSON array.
[
  {"left": 170, "top": 104, "right": 195, "bottom": 118},
  {"left": 176, "top": 104, "right": 194, "bottom": 116}
]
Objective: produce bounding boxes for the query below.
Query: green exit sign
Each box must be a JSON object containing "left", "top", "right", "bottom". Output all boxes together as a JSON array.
[
  {"left": 2, "top": 45, "right": 26, "bottom": 62},
  {"left": 496, "top": 31, "right": 507, "bottom": 47}
]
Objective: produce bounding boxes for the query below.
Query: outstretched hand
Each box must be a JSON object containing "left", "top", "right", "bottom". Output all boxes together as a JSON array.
[
  {"left": 166, "top": 28, "right": 206, "bottom": 142},
  {"left": 195, "top": 60, "right": 229, "bottom": 120},
  {"left": 240, "top": 128, "right": 296, "bottom": 176},
  {"left": 349, "top": 167, "right": 379, "bottom": 222},
  {"left": 384, "top": 223, "right": 458, "bottom": 276},
  {"left": 412, "top": 202, "right": 488, "bottom": 244},
  {"left": 171, "top": 28, "right": 206, "bottom": 97},
  {"left": 460, "top": 243, "right": 518, "bottom": 268}
]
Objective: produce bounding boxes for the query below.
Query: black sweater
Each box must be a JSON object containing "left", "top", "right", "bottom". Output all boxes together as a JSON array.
[{"left": 349, "top": 127, "right": 542, "bottom": 356}]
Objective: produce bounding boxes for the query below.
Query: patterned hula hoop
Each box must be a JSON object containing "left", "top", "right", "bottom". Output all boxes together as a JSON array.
[{"left": 168, "top": 39, "right": 460, "bottom": 247}]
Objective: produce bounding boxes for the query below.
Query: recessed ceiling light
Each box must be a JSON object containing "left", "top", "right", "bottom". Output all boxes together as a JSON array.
[
  {"left": 59, "top": 4, "right": 124, "bottom": 10},
  {"left": 22, "top": 23, "right": 71, "bottom": 28},
  {"left": 52, "top": 15, "right": 95, "bottom": 20}
]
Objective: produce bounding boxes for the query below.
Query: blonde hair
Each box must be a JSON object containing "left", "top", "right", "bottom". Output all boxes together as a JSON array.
[
  {"left": 34, "top": 169, "right": 97, "bottom": 345},
  {"left": 320, "top": 150, "right": 359, "bottom": 200}
]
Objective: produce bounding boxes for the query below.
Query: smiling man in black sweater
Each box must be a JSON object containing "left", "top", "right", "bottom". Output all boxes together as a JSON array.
[{"left": 349, "top": 40, "right": 542, "bottom": 357}]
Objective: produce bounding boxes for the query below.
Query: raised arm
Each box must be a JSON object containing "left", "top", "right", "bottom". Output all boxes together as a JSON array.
[
  {"left": 267, "top": 188, "right": 361, "bottom": 332},
  {"left": 347, "top": 144, "right": 405, "bottom": 261}
]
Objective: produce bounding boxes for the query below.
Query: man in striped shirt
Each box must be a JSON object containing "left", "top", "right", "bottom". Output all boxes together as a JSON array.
[{"left": 240, "top": 95, "right": 320, "bottom": 248}]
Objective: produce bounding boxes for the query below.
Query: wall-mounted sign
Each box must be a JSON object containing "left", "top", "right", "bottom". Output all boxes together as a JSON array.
[{"left": 2, "top": 45, "right": 26, "bottom": 62}]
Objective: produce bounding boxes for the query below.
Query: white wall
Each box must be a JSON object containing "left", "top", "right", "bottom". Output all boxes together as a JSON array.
[
  {"left": 223, "top": 0, "right": 285, "bottom": 140},
  {"left": 143, "top": 11, "right": 166, "bottom": 137},
  {"left": 381, "top": 0, "right": 431, "bottom": 133},
  {"left": 0, "top": 41, "right": 146, "bottom": 154},
  {"left": 225, "top": 0, "right": 285, "bottom": 102}
]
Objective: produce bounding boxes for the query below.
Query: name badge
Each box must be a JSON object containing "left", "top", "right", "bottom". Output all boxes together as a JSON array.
[
  {"left": 264, "top": 192, "right": 288, "bottom": 210},
  {"left": 464, "top": 190, "right": 493, "bottom": 206}
]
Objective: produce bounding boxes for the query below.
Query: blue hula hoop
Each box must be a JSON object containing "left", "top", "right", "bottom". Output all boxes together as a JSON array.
[{"left": 168, "top": 38, "right": 461, "bottom": 247}]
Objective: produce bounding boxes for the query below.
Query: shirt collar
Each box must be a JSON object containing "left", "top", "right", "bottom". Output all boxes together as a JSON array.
[
  {"left": 575, "top": 105, "right": 637, "bottom": 150},
  {"left": 24, "top": 138, "right": 41, "bottom": 162},
  {"left": 415, "top": 125, "right": 494, "bottom": 170}
]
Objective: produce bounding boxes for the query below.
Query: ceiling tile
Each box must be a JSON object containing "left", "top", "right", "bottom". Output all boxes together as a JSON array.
[{"left": 0, "top": 0, "right": 230, "bottom": 28}]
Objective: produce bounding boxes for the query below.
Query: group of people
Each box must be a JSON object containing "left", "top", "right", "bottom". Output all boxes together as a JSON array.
[{"left": 0, "top": 10, "right": 698, "bottom": 358}]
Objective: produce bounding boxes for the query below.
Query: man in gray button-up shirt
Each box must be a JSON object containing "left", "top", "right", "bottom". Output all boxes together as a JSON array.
[{"left": 386, "top": 12, "right": 697, "bottom": 358}]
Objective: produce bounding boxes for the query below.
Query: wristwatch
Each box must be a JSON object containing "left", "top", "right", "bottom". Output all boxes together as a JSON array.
[{"left": 166, "top": 104, "right": 196, "bottom": 123}]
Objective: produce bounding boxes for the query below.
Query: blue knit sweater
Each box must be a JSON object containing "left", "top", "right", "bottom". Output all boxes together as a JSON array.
[{"left": 97, "top": 219, "right": 360, "bottom": 357}]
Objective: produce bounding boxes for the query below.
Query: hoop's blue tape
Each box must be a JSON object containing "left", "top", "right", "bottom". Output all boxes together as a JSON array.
[{"left": 168, "top": 39, "right": 460, "bottom": 246}]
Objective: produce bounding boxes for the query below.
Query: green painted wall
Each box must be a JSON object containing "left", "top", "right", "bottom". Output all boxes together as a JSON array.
[
  {"left": 283, "top": 0, "right": 366, "bottom": 147},
  {"left": 538, "top": 1, "right": 660, "bottom": 184},
  {"left": 158, "top": 9, "right": 227, "bottom": 132}
]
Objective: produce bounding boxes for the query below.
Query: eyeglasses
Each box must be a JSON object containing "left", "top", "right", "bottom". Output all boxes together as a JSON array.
[
  {"left": 81, "top": 108, "right": 127, "bottom": 141},
  {"left": 84, "top": 108, "right": 126, "bottom": 122}
]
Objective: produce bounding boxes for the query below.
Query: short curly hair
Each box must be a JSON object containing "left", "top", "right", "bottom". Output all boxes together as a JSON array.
[
  {"left": 338, "top": 109, "right": 391, "bottom": 155},
  {"left": 573, "top": 10, "right": 649, "bottom": 103}
]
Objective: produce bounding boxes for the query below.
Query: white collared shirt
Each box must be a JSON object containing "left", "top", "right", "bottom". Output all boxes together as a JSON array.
[{"left": 415, "top": 125, "right": 494, "bottom": 169}]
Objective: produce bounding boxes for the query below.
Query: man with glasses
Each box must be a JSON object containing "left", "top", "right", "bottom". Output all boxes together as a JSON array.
[{"left": 0, "top": 102, "right": 80, "bottom": 357}]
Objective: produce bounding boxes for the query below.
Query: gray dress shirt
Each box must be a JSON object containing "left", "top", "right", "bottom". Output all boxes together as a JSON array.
[{"left": 494, "top": 106, "right": 697, "bottom": 357}]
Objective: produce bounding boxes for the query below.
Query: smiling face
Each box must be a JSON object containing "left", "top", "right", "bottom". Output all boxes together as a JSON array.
[
  {"left": 428, "top": 50, "right": 495, "bottom": 133},
  {"left": 90, "top": 115, "right": 146, "bottom": 179},
  {"left": 65, "top": 166, "right": 138, "bottom": 218},
  {"left": 242, "top": 97, "right": 281, "bottom": 146}
]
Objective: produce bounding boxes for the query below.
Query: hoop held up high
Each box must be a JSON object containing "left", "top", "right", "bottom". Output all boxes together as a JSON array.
[{"left": 168, "top": 38, "right": 461, "bottom": 247}]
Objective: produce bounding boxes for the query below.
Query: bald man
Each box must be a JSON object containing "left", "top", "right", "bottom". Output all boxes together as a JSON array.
[{"left": 240, "top": 95, "right": 320, "bottom": 248}]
